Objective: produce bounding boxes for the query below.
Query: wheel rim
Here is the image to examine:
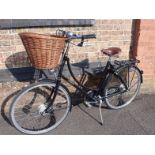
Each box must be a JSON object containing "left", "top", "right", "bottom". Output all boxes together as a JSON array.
[
  {"left": 105, "top": 67, "right": 141, "bottom": 109},
  {"left": 11, "top": 83, "right": 70, "bottom": 134}
]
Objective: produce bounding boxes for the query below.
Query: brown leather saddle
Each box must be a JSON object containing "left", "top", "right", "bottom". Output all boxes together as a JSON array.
[{"left": 101, "top": 47, "right": 121, "bottom": 57}]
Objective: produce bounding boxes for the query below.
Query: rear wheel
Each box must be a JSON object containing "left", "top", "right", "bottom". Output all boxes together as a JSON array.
[
  {"left": 104, "top": 66, "right": 141, "bottom": 109},
  {"left": 10, "top": 81, "right": 71, "bottom": 134}
]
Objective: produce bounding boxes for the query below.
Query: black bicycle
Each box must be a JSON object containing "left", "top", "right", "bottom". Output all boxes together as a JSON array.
[{"left": 10, "top": 30, "right": 143, "bottom": 134}]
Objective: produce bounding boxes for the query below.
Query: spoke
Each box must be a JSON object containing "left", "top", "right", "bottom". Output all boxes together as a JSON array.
[
  {"left": 53, "top": 106, "right": 69, "bottom": 111},
  {"left": 117, "top": 96, "right": 125, "bottom": 106},
  {"left": 107, "top": 93, "right": 120, "bottom": 101},
  {"left": 128, "top": 70, "right": 138, "bottom": 87},
  {"left": 14, "top": 105, "right": 69, "bottom": 122},
  {"left": 11, "top": 82, "right": 70, "bottom": 134},
  {"left": 15, "top": 111, "right": 40, "bottom": 120},
  {"left": 19, "top": 111, "right": 40, "bottom": 129},
  {"left": 14, "top": 108, "right": 39, "bottom": 115},
  {"left": 105, "top": 66, "right": 141, "bottom": 108},
  {"left": 29, "top": 114, "right": 38, "bottom": 130},
  {"left": 129, "top": 81, "right": 139, "bottom": 90}
]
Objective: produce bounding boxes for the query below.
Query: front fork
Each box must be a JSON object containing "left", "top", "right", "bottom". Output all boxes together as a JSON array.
[
  {"left": 45, "top": 67, "right": 66, "bottom": 113},
  {"left": 45, "top": 80, "right": 61, "bottom": 113}
]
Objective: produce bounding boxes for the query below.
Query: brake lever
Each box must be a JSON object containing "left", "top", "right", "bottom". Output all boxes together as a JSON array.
[
  {"left": 77, "top": 38, "right": 84, "bottom": 47},
  {"left": 77, "top": 41, "right": 93, "bottom": 47}
]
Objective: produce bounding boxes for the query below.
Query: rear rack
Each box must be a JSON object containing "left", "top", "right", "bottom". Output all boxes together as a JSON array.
[{"left": 114, "top": 59, "right": 140, "bottom": 66}]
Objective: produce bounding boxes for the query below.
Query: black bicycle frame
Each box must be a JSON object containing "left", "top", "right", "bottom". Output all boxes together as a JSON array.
[{"left": 45, "top": 41, "right": 131, "bottom": 111}]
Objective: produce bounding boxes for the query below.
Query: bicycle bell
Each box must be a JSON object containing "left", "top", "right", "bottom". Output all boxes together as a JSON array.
[{"left": 66, "top": 31, "right": 74, "bottom": 37}]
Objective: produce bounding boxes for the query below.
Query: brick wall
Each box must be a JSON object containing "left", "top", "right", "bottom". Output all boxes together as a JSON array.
[
  {"left": 0, "top": 19, "right": 132, "bottom": 69},
  {"left": 1, "top": 20, "right": 155, "bottom": 93},
  {"left": 135, "top": 20, "right": 155, "bottom": 93}
]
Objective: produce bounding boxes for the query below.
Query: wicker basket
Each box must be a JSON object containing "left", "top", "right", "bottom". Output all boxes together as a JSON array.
[{"left": 19, "top": 32, "right": 66, "bottom": 69}]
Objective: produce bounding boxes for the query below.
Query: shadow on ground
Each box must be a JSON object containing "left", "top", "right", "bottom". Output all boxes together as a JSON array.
[{"left": 1, "top": 90, "right": 20, "bottom": 126}]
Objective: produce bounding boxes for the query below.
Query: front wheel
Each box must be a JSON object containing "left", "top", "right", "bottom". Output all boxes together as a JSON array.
[
  {"left": 10, "top": 81, "right": 71, "bottom": 134},
  {"left": 104, "top": 66, "right": 141, "bottom": 109}
]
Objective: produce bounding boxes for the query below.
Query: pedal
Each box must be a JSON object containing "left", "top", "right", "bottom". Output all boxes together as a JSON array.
[
  {"left": 84, "top": 101, "right": 92, "bottom": 108},
  {"left": 84, "top": 90, "right": 97, "bottom": 108}
]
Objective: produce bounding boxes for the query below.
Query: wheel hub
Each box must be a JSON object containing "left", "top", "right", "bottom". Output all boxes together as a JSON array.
[{"left": 38, "top": 104, "right": 47, "bottom": 115}]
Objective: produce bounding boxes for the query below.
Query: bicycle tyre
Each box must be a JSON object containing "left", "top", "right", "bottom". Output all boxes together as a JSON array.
[
  {"left": 104, "top": 66, "right": 141, "bottom": 109},
  {"left": 10, "top": 81, "right": 71, "bottom": 134}
]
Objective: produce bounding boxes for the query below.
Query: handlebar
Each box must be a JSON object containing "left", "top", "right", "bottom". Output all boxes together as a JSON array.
[
  {"left": 69, "top": 34, "right": 96, "bottom": 40},
  {"left": 56, "top": 29, "right": 96, "bottom": 40},
  {"left": 78, "top": 34, "right": 96, "bottom": 39},
  {"left": 56, "top": 29, "right": 96, "bottom": 47}
]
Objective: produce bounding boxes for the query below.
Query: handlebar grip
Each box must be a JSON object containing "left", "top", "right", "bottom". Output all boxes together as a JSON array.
[{"left": 82, "top": 34, "right": 96, "bottom": 39}]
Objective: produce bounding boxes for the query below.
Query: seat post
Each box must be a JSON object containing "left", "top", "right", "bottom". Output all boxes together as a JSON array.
[
  {"left": 108, "top": 56, "right": 112, "bottom": 62},
  {"left": 106, "top": 56, "right": 112, "bottom": 65}
]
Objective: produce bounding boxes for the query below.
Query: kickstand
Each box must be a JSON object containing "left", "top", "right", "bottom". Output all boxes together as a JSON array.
[{"left": 98, "top": 96, "right": 103, "bottom": 125}]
